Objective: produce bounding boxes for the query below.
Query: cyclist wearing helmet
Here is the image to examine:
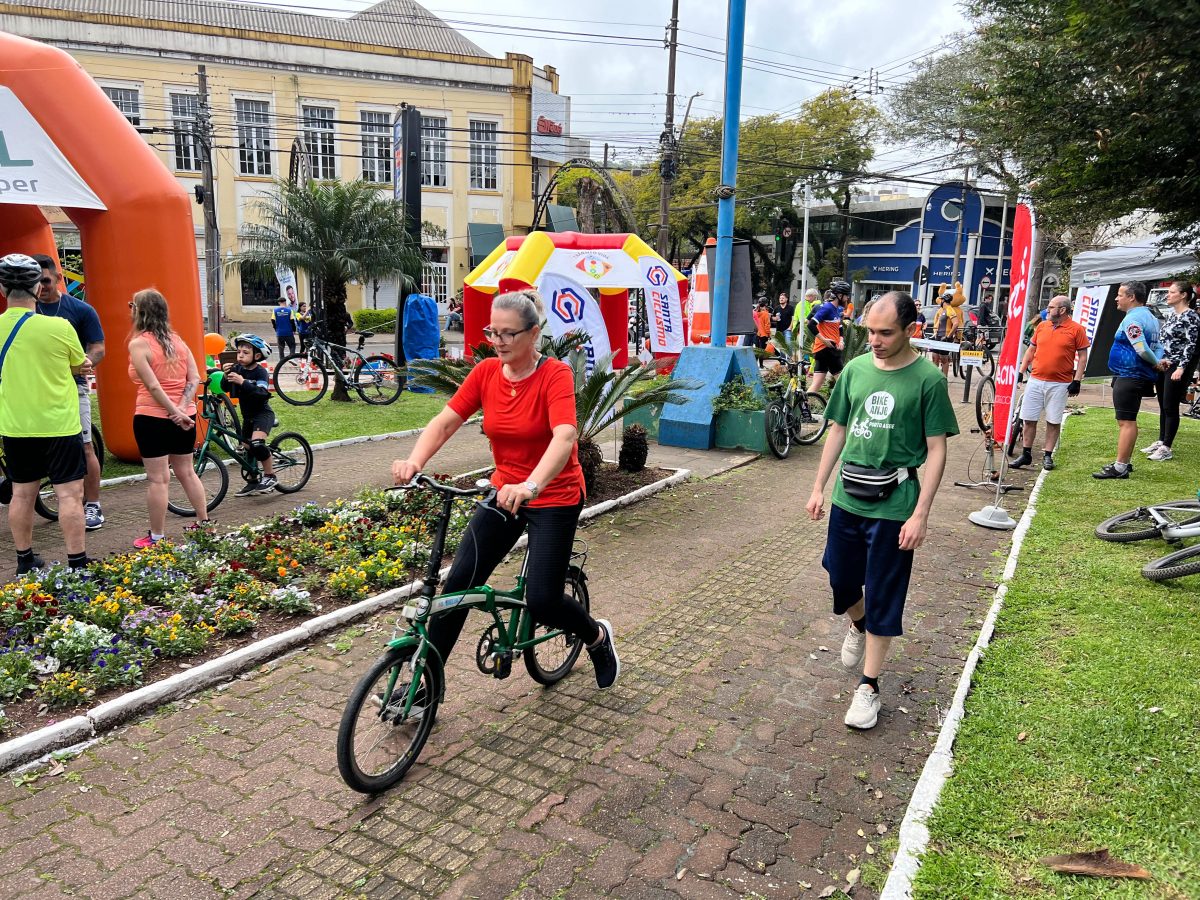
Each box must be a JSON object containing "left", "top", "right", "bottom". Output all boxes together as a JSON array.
[
  {"left": 0, "top": 253, "right": 91, "bottom": 574},
  {"left": 808, "top": 278, "right": 852, "bottom": 393},
  {"left": 224, "top": 334, "right": 278, "bottom": 495}
]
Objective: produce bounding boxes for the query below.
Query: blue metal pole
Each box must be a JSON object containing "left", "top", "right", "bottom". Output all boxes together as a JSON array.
[{"left": 709, "top": 0, "right": 746, "bottom": 346}]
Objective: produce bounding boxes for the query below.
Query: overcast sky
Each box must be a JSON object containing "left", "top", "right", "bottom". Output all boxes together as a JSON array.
[{"left": 246, "top": 0, "right": 969, "bottom": 173}]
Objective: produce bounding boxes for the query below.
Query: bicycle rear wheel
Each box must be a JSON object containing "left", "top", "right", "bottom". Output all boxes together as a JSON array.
[
  {"left": 765, "top": 401, "right": 791, "bottom": 459},
  {"left": 524, "top": 568, "right": 591, "bottom": 685},
  {"left": 353, "top": 355, "right": 404, "bottom": 405},
  {"left": 1142, "top": 543, "right": 1200, "bottom": 582},
  {"left": 975, "top": 376, "right": 996, "bottom": 434},
  {"left": 793, "top": 392, "right": 828, "bottom": 445},
  {"left": 269, "top": 432, "right": 313, "bottom": 493},
  {"left": 273, "top": 352, "right": 328, "bottom": 405},
  {"left": 1095, "top": 501, "right": 1200, "bottom": 542},
  {"left": 337, "top": 646, "right": 441, "bottom": 794},
  {"left": 167, "top": 449, "right": 228, "bottom": 516}
]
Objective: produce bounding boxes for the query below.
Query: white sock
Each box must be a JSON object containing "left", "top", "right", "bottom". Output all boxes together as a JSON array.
[
  {"left": 1114, "top": 461, "right": 1129, "bottom": 472},
  {"left": 151, "top": 532, "right": 165, "bottom": 541}
]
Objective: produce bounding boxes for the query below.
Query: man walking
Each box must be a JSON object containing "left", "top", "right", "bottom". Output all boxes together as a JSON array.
[
  {"left": 271, "top": 295, "right": 298, "bottom": 359},
  {"left": 806, "top": 291, "right": 959, "bottom": 730},
  {"left": 0, "top": 254, "right": 90, "bottom": 574},
  {"left": 33, "top": 255, "right": 106, "bottom": 530},
  {"left": 1010, "top": 295, "right": 1088, "bottom": 471},
  {"left": 1094, "top": 281, "right": 1163, "bottom": 479},
  {"left": 770, "top": 292, "right": 794, "bottom": 339}
]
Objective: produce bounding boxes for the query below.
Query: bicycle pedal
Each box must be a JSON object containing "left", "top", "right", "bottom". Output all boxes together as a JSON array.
[{"left": 492, "top": 654, "right": 513, "bottom": 679}]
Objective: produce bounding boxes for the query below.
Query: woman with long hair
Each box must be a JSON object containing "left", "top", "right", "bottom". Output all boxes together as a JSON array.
[
  {"left": 1144, "top": 281, "right": 1200, "bottom": 461},
  {"left": 127, "top": 289, "right": 209, "bottom": 546}
]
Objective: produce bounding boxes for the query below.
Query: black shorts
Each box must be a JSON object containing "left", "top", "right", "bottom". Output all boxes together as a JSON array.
[
  {"left": 1111, "top": 376, "right": 1155, "bottom": 421},
  {"left": 813, "top": 347, "right": 845, "bottom": 375},
  {"left": 2, "top": 434, "right": 86, "bottom": 484},
  {"left": 133, "top": 414, "right": 197, "bottom": 458},
  {"left": 240, "top": 409, "right": 277, "bottom": 442}
]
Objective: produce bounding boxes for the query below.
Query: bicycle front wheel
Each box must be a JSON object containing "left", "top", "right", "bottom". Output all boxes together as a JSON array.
[
  {"left": 1095, "top": 501, "right": 1200, "bottom": 543},
  {"left": 167, "top": 449, "right": 228, "bottom": 517},
  {"left": 765, "top": 401, "right": 791, "bottom": 459},
  {"left": 793, "top": 392, "right": 828, "bottom": 445},
  {"left": 269, "top": 432, "right": 313, "bottom": 494},
  {"left": 273, "top": 353, "right": 328, "bottom": 405},
  {"left": 1142, "top": 543, "right": 1200, "bottom": 582},
  {"left": 524, "top": 568, "right": 591, "bottom": 685},
  {"left": 975, "top": 376, "right": 996, "bottom": 434},
  {"left": 337, "top": 646, "right": 441, "bottom": 794},
  {"left": 981, "top": 350, "right": 996, "bottom": 380},
  {"left": 353, "top": 355, "right": 404, "bottom": 405}
]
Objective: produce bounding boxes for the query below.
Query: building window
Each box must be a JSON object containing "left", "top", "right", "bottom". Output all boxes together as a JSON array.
[
  {"left": 235, "top": 98, "right": 272, "bottom": 176},
  {"left": 469, "top": 120, "right": 498, "bottom": 190},
  {"left": 102, "top": 87, "right": 141, "bottom": 127},
  {"left": 421, "top": 249, "right": 449, "bottom": 305},
  {"left": 360, "top": 110, "right": 391, "bottom": 183},
  {"left": 240, "top": 267, "right": 281, "bottom": 307},
  {"left": 170, "top": 93, "right": 201, "bottom": 173},
  {"left": 421, "top": 116, "right": 448, "bottom": 188},
  {"left": 302, "top": 105, "right": 336, "bottom": 180}
]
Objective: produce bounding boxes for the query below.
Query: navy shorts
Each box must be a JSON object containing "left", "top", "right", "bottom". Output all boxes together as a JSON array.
[{"left": 821, "top": 504, "right": 915, "bottom": 637}]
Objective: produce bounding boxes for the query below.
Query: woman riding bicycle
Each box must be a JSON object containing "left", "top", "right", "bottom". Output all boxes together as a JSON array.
[{"left": 391, "top": 289, "right": 620, "bottom": 689}]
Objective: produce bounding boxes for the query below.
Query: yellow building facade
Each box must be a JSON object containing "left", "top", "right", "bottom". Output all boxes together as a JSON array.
[{"left": 2, "top": 0, "right": 566, "bottom": 321}]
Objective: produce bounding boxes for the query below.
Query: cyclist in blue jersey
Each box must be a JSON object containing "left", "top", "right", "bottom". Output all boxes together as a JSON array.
[{"left": 1094, "top": 281, "right": 1164, "bottom": 479}]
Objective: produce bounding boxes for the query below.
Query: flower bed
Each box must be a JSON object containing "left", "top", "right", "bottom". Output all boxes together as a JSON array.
[{"left": 0, "top": 484, "right": 469, "bottom": 739}]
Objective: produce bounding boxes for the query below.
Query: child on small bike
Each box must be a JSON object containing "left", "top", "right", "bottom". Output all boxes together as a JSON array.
[{"left": 224, "top": 334, "right": 278, "bottom": 496}]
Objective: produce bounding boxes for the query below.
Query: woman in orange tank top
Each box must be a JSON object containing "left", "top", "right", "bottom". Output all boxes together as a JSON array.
[{"left": 127, "top": 289, "right": 208, "bottom": 547}]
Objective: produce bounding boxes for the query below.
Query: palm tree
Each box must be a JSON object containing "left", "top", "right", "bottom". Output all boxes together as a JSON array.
[{"left": 232, "top": 178, "right": 423, "bottom": 400}]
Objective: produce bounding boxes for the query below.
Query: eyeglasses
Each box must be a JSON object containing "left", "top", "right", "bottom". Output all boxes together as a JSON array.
[
  {"left": 128, "top": 301, "right": 136, "bottom": 310},
  {"left": 482, "top": 326, "right": 532, "bottom": 345}
]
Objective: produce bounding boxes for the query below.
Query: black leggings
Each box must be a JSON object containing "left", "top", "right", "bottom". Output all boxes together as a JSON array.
[
  {"left": 1159, "top": 364, "right": 1197, "bottom": 446},
  {"left": 428, "top": 494, "right": 597, "bottom": 664}
]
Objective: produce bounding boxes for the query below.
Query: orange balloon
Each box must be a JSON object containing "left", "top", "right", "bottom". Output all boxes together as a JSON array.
[{"left": 204, "top": 332, "right": 228, "bottom": 357}]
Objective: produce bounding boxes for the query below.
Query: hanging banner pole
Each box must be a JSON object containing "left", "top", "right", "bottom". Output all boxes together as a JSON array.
[{"left": 709, "top": 0, "right": 747, "bottom": 346}]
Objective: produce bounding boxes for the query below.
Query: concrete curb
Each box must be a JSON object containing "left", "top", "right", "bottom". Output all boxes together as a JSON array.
[
  {"left": 881, "top": 464, "right": 1051, "bottom": 899},
  {"left": 1, "top": 465, "right": 689, "bottom": 772}
]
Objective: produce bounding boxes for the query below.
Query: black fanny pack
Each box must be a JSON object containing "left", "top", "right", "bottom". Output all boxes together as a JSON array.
[{"left": 840, "top": 463, "right": 918, "bottom": 502}]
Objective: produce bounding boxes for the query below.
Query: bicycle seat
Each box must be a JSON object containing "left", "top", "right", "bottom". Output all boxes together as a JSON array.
[{"left": 357, "top": 330, "right": 376, "bottom": 339}]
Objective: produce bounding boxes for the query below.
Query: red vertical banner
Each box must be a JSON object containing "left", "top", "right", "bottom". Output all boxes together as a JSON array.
[{"left": 993, "top": 202, "right": 1036, "bottom": 446}]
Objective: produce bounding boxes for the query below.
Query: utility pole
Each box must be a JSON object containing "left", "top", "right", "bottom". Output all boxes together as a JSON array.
[
  {"left": 950, "top": 163, "right": 970, "bottom": 287},
  {"left": 196, "top": 65, "right": 221, "bottom": 332},
  {"left": 602, "top": 142, "right": 609, "bottom": 169},
  {"left": 799, "top": 182, "right": 812, "bottom": 295},
  {"left": 655, "top": 0, "right": 680, "bottom": 260},
  {"left": 710, "top": 0, "right": 747, "bottom": 346}
]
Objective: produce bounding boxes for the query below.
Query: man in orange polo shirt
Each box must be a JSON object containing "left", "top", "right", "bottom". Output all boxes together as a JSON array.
[{"left": 1010, "top": 295, "right": 1090, "bottom": 470}]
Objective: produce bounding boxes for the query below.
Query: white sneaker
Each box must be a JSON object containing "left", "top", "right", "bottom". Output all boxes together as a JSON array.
[
  {"left": 840, "top": 623, "right": 866, "bottom": 668},
  {"left": 1141, "top": 440, "right": 1164, "bottom": 455},
  {"left": 1149, "top": 446, "right": 1174, "bottom": 461},
  {"left": 844, "top": 684, "right": 881, "bottom": 730}
]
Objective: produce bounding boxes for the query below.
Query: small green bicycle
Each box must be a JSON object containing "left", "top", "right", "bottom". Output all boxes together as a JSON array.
[
  {"left": 336, "top": 475, "right": 591, "bottom": 794},
  {"left": 167, "top": 371, "right": 314, "bottom": 516}
]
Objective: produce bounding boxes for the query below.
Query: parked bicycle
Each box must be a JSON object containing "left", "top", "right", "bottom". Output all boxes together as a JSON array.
[
  {"left": 337, "top": 475, "right": 591, "bottom": 794},
  {"left": 273, "top": 328, "right": 403, "bottom": 406},
  {"left": 26, "top": 424, "right": 105, "bottom": 522},
  {"left": 167, "top": 370, "right": 313, "bottom": 516},
  {"left": 1095, "top": 496, "right": 1200, "bottom": 582},
  {"left": 764, "top": 351, "right": 828, "bottom": 459},
  {"left": 974, "top": 376, "right": 1024, "bottom": 458}
]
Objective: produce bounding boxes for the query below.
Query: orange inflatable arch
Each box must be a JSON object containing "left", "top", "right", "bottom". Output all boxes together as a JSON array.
[{"left": 0, "top": 32, "right": 204, "bottom": 462}]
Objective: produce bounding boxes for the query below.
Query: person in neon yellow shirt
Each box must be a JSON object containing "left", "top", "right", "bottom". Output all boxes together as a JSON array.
[{"left": 0, "top": 254, "right": 90, "bottom": 574}]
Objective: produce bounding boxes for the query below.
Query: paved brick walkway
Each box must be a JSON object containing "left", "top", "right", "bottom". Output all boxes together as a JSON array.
[{"left": 0, "top": 397, "right": 1040, "bottom": 899}]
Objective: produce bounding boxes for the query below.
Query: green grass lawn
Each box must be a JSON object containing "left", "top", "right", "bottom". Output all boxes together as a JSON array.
[
  {"left": 98, "top": 391, "right": 446, "bottom": 479},
  {"left": 913, "top": 410, "right": 1200, "bottom": 898}
]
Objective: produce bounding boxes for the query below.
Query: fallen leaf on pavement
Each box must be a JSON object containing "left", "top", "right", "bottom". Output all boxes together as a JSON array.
[
  {"left": 1038, "top": 848, "right": 1151, "bottom": 880},
  {"left": 876, "top": 823, "right": 888, "bottom": 834},
  {"left": 676, "top": 868, "right": 686, "bottom": 880},
  {"left": 818, "top": 887, "right": 837, "bottom": 898},
  {"left": 818, "top": 646, "right": 829, "bottom": 652},
  {"left": 46, "top": 761, "right": 65, "bottom": 777},
  {"left": 866, "top": 844, "right": 875, "bottom": 855},
  {"left": 846, "top": 868, "right": 861, "bottom": 886}
]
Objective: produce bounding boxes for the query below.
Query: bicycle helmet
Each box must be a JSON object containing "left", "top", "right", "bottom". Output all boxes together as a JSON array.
[
  {"left": 233, "top": 333, "right": 273, "bottom": 360},
  {"left": 828, "top": 278, "right": 852, "bottom": 296},
  {"left": 0, "top": 254, "right": 43, "bottom": 293}
]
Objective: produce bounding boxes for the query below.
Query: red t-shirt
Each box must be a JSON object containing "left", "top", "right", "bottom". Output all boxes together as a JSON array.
[{"left": 447, "top": 357, "right": 585, "bottom": 508}]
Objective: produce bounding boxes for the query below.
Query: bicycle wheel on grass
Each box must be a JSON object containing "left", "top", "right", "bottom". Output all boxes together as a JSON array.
[
  {"left": 1142, "top": 543, "right": 1200, "bottom": 582},
  {"left": 35, "top": 425, "right": 105, "bottom": 522},
  {"left": 792, "top": 392, "right": 828, "bottom": 445},
  {"left": 269, "top": 432, "right": 313, "bottom": 493},
  {"left": 273, "top": 353, "right": 328, "bottom": 405},
  {"left": 167, "top": 450, "right": 228, "bottom": 516},
  {"left": 337, "top": 646, "right": 441, "bottom": 793},
  {"left": 1095, "top": 500, "right": 1200, "bottom": 542},
  {"left": 975, "top": 376, "right": 996, "bottom": 434},
  {"left": 765, "top": 401, "right": 791, "bottom": 459},
  {"left": 353, "top": 355, "right": 404, "bottom": 405},
  {"left": 525, "top": 568, "right": 590, "bottom": 685}
]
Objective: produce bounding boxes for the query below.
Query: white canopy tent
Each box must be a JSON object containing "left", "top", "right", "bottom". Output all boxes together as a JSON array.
[{"left": 1069, "top": 236, "right": 1200, "bottom": 289}]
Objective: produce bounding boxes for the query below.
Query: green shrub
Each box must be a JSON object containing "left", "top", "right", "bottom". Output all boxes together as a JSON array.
[
  {"left": 352, "top": 309, "right": 397, "bottom": 334},
  {"left": 711, "top": 376, "right": 765, "bottom": 413}
]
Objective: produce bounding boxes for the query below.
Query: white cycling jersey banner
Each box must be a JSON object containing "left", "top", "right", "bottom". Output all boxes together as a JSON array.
[
  {"left": 0, "top": 87, "right": 106, "bottom": 210},
  {"left": 537, "top": 271, "right": 611, "bottom": 377},
  {"left": 639, "top": 255, "right": 685, "bottom": 355},
  {"left": 1073, "top": 284, "right": 1109, "bottom": 346}
]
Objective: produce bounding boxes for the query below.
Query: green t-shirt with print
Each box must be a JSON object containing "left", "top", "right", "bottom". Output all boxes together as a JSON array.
[{"left": 825, "top": 352, "right": 960, "bottom": 521}]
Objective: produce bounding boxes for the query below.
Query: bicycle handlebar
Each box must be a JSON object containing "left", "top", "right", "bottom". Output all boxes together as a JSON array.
[{"left": 394, "top": 473, "right": 495, "bottom": 499}]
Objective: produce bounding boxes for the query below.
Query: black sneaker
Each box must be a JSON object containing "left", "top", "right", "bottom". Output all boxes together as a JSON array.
[
  {"left": 587, "top": 619, "right": 621, "bottom": 689},
  {"left": 15, "top": 553, "right": 45, "bottom": 575},
  {"left": 1092, "top": 463, "right": 1130, "bottom": 479},
  {"left": 258, "top": 475, "right": 279, "bottom": 493},
  {"left": 1009, "top": 449, "right": 1033, "bottom": 469},
  {"left": 1042, "top": 454, "right": 1056, "bottom": 471},
  {"left": 235, "top": 479, "right": 262, "bottom": 498}
]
